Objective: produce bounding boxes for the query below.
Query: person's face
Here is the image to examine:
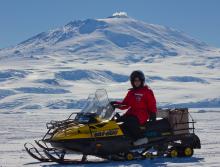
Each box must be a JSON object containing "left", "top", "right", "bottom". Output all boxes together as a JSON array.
[{"left": 133, "top": 77, "right": 141, "bottom": 88}]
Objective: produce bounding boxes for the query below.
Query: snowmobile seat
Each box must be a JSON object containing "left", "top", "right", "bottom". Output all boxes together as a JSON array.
[{"left": 140, "top": 118, "right": 172, "bottom": 133}]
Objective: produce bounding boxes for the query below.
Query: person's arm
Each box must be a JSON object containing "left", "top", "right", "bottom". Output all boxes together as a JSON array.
[
  {"left": 146, "top": 89, "right": 157, "bottom": 121},
  {"left": 111, "top": 91, "right": 131, "bottom": 110}
]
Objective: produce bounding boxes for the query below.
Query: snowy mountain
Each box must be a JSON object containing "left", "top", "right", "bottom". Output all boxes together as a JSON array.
[
  {"left": 1, "top": 13, "right": 217, "bottom": 63},
  {"left": 0, "top": 12, "right": 220, "bottom": 110}
]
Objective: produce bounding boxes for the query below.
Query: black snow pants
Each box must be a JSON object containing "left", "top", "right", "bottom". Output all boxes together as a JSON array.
[{"left": 118, "top": 115, "right": 144, "bottom": 140}]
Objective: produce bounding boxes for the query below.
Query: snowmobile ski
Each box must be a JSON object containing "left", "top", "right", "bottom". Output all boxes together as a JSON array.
[
  {"left": 24, "top": 143, "right": 52, "bottom": 162},
  {"left": 43, "top": 149, "right": 109, "bottom": 164}
]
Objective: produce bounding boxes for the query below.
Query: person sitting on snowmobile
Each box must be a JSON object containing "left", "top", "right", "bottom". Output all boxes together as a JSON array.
[{"left": 110, "top": 70, "right": 157, "bottom": 146}]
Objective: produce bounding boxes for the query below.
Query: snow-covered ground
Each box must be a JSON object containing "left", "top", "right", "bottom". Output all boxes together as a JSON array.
[{"left": 0, "top": 108, "right": 220, "bottom": 167}]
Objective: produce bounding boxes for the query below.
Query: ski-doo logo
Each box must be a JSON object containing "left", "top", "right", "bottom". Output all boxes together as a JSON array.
[{"left": 93, "top": 128, "right": 118, "bottom": 137}]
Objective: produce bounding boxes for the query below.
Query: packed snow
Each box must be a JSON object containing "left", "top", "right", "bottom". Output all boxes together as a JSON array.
[{"left": 0, "top": 108, "right": 220, "bottom": 166}]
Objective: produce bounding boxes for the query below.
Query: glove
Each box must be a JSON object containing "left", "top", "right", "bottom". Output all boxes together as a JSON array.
[
  {"left": 149, "top": 112, "right": 156, "bottom": 122},
  {"left": 110, "top": 101, "right": 118, "bottom": 109}
]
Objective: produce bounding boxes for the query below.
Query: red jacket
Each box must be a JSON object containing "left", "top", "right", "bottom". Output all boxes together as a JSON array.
[{"left": 115, "top": 86, "right": 157, "bottom": 125}]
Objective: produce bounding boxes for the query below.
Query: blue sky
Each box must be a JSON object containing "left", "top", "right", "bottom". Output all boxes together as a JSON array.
[{"left": 0, "top": 0, "right": 220, "bottom": 49}]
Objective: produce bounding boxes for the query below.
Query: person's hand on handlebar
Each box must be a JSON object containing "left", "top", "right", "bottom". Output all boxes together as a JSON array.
[
  {"left": 110, "top": 101, "right": 128, "bottom": 110},
  {"left": 110, "top": 101, "right": 118, "bottom": 110}
]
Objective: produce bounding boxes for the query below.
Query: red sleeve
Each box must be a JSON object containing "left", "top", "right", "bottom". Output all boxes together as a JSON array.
[
  {"left": 114, "top": 91, "right": 131, "bottom": 110},
  {"left": 146, "top": 89, "right": 157, "bottom": 113}
]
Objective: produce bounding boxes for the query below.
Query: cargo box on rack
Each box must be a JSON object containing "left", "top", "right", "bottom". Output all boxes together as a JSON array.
[{"left": 157, "top": 108, "right": 189, "bottom": 135}]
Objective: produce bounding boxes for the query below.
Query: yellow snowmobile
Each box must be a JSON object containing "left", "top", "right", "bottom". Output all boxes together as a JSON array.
[{"left": 24, "top": 89, "right": 201, "bottom": 164}]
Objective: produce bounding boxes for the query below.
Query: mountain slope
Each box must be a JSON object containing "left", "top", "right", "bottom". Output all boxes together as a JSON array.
[
  {"left": 1, "top": 14, "right": 218, "bottom": 63},
  {"left": 0, "top": 13, "right": 220, "bottom": 110}
]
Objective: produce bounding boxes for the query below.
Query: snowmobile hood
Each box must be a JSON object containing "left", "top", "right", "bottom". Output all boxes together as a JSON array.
[{"left": 50, "top": 120, "right": 124, "bottom": 141}]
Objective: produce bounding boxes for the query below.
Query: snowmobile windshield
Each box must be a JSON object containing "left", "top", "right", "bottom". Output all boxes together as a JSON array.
[{"left": 79, "top": 89, "right": 114, "bottom": 120}]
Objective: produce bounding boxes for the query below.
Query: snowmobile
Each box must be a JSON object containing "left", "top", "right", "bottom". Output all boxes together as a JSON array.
[{"left": 24, "top": 89, "right": 201, "bottom": 164}]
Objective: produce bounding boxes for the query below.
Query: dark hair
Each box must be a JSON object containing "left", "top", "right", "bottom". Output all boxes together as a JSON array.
[{"left": 130, "top": 70, "right": 145, "bottom": 88}]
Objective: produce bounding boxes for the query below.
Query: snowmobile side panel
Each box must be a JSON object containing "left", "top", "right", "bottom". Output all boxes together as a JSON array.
[
  {"left": 49, "top": 136, "right": 130, "bottom": 155},
  {"left": 50, "top": 120, "right": 124, "bottom": 141}
]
